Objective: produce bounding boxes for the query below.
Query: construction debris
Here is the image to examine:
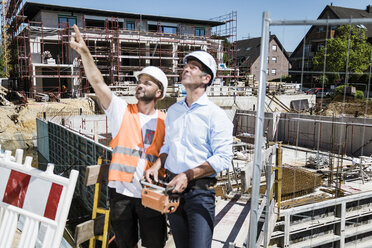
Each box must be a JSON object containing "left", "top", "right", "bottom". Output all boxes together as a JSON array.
[
  {"left": 0, "top": 86, "right": 10, "bottom": 106},
  {"left": 306, "top": 154, "right": 329, "bottom": 169},
  {"left": 35, "top": 92, "right": 60, "bottom": 102},
  {"left": 5, "top": 90, "right": 27, "bottom": 105}
]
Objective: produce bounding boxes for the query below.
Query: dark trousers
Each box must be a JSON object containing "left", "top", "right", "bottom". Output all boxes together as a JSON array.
[
  {"left": 109, "top": 187, "right": 167, "bottom": 248},
  {"left": 168, "top": 188, "right": 216, "bottom": 248}
]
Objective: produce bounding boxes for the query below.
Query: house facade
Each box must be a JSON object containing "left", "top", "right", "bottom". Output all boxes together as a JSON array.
[
  {"left": 236, "top": 35, "right": 290, "bottom": 81},
  {"left": 289, "top": 4, "right": 372, "bottom": 87},
  {"left": 4, "top": 1, "right": 228, "bottom": 97}
]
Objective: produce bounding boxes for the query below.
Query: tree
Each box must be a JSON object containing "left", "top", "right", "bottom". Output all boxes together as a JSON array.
[
  {"left": 312, "top": 25, "right": 372, "bottom": 85},
  {"left": 0, "top": 41, "right": 9, "bottom": 78}
]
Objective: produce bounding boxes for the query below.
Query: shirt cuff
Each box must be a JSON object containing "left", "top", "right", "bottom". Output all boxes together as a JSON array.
[
  {"left": 207, "top": 156, "right": 223, "bottom": 174},
  {"left": 160, "top": 144, "right": 169, "bottom": 155}
]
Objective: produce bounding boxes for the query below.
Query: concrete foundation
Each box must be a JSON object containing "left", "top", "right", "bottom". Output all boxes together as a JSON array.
[{"left": 234, "top": 110, "right": 372, "bottom": 157}]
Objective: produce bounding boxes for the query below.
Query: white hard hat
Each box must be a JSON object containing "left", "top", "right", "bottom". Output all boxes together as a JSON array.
[
  {"left": 183, "top": 51, "right": 217, "bottom": 85},
  {"left": 134, "top": 66, "right": 168, "bottom": 99}
]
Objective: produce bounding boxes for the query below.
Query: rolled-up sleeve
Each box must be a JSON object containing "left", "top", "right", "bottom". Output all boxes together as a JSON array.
[{"left": 207, "top": 110, "right": 233, "bottom": 174}]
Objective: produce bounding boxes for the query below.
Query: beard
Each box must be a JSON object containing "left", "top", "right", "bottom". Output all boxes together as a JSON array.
[{"left": 135, "top": 89, "right": 158, "bottom": 102}]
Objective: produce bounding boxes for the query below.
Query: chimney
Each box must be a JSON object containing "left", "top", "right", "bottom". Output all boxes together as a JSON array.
[{"left": 367, "top": 5, "right": 372, "bottom": 13}]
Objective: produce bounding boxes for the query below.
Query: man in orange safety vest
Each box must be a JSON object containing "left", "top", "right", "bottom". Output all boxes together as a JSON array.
[{"left": 70, "top": 24, "right": 168, "bottom": 248}]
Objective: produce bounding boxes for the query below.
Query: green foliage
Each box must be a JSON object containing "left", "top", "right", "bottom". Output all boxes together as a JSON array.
[
  {"left": 270, "top": 75, "right": 291, "bottom": 82},
  {"left": 314, "top": 75, "right": 328, "bottom": 85},
  {"left": 335, "top": 84, "right": 348, "bottom": 95},
  {"left": 355, "top": 90, "right": 364, "bottom": 99},
  {"left": 312, "top": 25, "right": 372, "bottom": 84},
  {"left": 0, "top": 41, "right": 8, "bottom": 78}
]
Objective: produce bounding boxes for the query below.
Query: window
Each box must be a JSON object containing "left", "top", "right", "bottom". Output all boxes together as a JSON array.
[
  {"left": 148, "top": 24, "right": 158, "bottom": 32},
  {"left": 318, "top": 26, "right": 325, "bottom": 32},
  {"left": 161, "top": 26, "right": 177, "bottom": 34},
  {"left": 148, "top": 24, "right": 177, "bottom": 34},
  {"left": 317, "top": 43, "right": 324, "bottom": 51},
  {"left": 85, "top": 19, "right": 104, "bottom": 28},
  {"left": 272, "top": 57, "right": 277, "bottom": 63},
  {"left": 59, "top": 16, "right": 77, "bottom": 28},
  {"left": 272, "top": 44, "right": 277, "bottom": 51},
  {"left": 304, "top": 44, "right": 311, "bottom": 57},
  {"left": 195, "top": 27, "right": 205, "bottom": 36},
  {"left": 126, "top": 20, "right": 135, "bottom": 31},
  {"left": 271, "top": 69, "right": 276, "bottom": 75}
]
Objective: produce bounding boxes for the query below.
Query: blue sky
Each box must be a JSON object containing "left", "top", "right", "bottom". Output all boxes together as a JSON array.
[{"left": 33, "top": 0, "right": 372, "bottom": 51}]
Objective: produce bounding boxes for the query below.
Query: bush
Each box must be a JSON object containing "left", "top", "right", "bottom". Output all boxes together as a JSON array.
[
  {"left": 355, "top": 90, "right": 364, "bottom": 99},
  {"left": 335, "top": 85, "right": 348, "bottom": 95}
]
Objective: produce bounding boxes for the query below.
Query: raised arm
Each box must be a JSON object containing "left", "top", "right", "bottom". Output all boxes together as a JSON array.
[{"left": 70, "top": 24, "right": 112, "bottom": 109}]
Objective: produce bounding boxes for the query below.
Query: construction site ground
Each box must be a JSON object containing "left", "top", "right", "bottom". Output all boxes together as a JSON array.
[
  {"left": 3, "top": 95, "right": 372, "bottom": 247},
  {"left": 319, "top": 95, "right": 372, "bottom": 117},
  {"left": 0, "top": 98, "right": 95, "bottom": 152},
  {"left": 279, "top": 145, "right": 372, "bottom": 207}
]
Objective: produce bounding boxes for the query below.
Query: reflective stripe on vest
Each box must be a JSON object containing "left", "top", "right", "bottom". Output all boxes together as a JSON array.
[
  {"left": 113, "top": 146, "right": 141, "bottom": 158},
  {"left": 108, "top": 104, "right": 165, "bottom": 183}
]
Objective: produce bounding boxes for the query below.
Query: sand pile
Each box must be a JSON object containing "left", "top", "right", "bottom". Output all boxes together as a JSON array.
[{"left": 0, "top": 98, "right": 95, "bottom": 151}]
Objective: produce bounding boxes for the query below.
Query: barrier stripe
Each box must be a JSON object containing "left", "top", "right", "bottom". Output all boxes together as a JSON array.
[
  {"left": 23, "top": 177, "right": 52, "bottom": 217},
  {"left": 44, "top": 183, "right": 63, "bottom": 220},
  {"left": 3, "top": 170, "right": 31, "bottom": 208}
]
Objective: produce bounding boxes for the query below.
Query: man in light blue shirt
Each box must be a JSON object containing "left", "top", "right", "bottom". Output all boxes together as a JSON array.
[{"left": 146, "top": 51, "right": 233, "bottom": 248}]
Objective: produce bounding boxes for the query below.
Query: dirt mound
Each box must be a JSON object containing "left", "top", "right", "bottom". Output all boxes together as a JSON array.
[
  {"left": 318, "top": 96, "right": 372, "bottom": 117},
  {"left": 0, "top": 98, "right": 95, "bottom": 151}
]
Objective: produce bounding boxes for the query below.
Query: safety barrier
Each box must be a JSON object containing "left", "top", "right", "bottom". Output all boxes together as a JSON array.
[{"left": 0, "top": 148, "right": 78, "bottom": 248}]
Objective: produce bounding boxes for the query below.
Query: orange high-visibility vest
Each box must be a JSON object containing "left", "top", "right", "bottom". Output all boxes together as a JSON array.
[{"left": 109, "top": 104, "right": 165, "bottom": 183}]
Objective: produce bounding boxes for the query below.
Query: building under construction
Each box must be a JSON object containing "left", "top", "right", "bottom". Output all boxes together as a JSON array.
[{"left": 1, "top": 1, "right": 238, "bottom": 97}]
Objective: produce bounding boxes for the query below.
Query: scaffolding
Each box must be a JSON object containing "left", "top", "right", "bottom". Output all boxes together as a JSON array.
[
  {"left": 210, "top": 11, "right": 240, "bottom": 82},
  {"left": 1, "top": 1, "right": 239, "bottom": 97}
]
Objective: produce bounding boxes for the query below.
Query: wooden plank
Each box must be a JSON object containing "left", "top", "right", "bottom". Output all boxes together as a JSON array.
[
  {"left": 84, "top": 164, "right": 109, "bottom": 186},
  {"left": 0, "top": 85, "right": 8, "bottom": 92},
  {"left": 74, "top": 220, "right": 94, "bottom": 245}
]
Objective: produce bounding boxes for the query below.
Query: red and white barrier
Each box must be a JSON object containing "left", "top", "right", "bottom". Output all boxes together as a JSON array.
[{"left": 0, "top": 147, "right": 78, "bottom": 248}]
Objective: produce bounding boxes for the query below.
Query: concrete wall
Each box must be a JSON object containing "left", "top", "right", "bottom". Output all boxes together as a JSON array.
[
  {"left": 235, "top": 110, "right": 372, "bottom": 157},
  {"left": 36, "top": 9, "right": 208, "bottom": 37},
  {"left": 117, "top": 94, "right": 314, "bottom": 113},
  {"left": 36, "top": 118, "right": 49, "bottom": 161},
  {"left": 278, "top": 113, "right": 372, "bottom": 156},
  {"left": 39, "top": 10, "right": 83, "bottom": 27}
]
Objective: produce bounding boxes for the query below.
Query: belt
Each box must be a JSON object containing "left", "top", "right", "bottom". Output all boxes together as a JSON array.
[{"left": 165, "top": 170, "right": 217, "bottom": 191}]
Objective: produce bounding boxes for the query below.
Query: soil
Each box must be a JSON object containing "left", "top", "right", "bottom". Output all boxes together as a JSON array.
[
  {"left": 317, "top": 95, "right": 372, "bottom": 117},
  {"left": 0, "top": 98, "right": 95, "bottom": 152}
]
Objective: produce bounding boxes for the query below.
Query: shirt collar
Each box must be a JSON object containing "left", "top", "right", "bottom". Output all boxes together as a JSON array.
[{"left": 182, "top": 93, "right": 209, "bottom": 108}]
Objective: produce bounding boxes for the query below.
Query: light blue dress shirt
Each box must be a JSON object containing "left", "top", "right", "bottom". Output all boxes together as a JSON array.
[{"left": 160, "top": 93, "right": 233, "bottom": 176}]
